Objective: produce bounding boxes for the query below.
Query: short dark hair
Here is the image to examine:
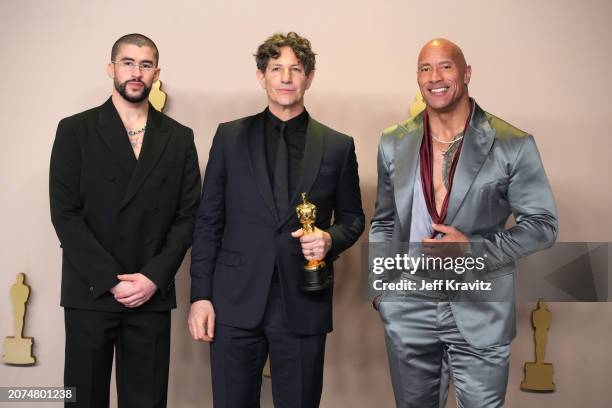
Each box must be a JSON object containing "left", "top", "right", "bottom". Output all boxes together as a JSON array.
[
  {"left": 254, "top": 32, "right": 316, "bottom": 75},
  {"left": 111, "top": 33, "right": 159, "bottom": 65}
]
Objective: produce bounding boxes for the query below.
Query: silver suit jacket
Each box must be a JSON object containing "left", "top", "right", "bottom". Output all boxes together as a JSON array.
[{"left": 369, "top": 102, "right": 558, "bottom": 348}]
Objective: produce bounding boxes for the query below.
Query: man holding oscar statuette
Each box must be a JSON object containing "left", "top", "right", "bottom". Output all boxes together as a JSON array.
[{"left": 188, "top": 32, "right": 364, "bottom": 407}]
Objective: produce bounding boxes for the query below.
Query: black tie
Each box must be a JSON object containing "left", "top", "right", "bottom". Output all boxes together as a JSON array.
[{"left": 274, "top": 123, "right": 289, "bottom": 217}]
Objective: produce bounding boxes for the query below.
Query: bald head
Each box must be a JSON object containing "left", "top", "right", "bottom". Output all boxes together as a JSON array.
[
  {"left": 418, "top": 38, "right": 467, "bottom": 71},
  {"left": 416, "top": 38, "right": 472, "bottom": 114}
]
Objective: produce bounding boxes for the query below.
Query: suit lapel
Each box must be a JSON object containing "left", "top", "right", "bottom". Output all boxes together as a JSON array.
[
  {"left": 279, "top": 117, "right": 324, "bottom": 228},
  {"left": 246, "top": 111, "right": 278, "bottom": 222},
  {"left": 97, "top": 98, "right": 137, "bottom": 176},
  {"left": 120, "top": 104, "right": 170, "bottom": 209},
  {"left": 393, "top": 116, "right": 423, "bottom": 239},
  {"left": 445, "top": 103, "right": 495, "bottom": 225}
]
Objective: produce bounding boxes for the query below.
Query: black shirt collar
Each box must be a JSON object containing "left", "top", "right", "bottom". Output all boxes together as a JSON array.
[{"left": 265, "top": 107, "right": 309, "bottom": 133}]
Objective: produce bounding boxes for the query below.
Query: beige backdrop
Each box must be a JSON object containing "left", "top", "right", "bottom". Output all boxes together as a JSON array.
[{"left": 1, "top": 0, "right": 611, "bottom": 407}]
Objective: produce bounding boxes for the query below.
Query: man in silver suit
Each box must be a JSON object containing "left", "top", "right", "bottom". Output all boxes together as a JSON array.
[{"left": 369, "top": 38, "right": 557, "bottom": 407}]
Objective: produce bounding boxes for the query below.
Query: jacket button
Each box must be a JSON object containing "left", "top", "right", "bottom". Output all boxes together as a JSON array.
[
  {"left": 153, "top": 208, "right": 160, "bottom": 214},
  {"left": 89, "top": 286, "right": 94, "bottom": 292}
]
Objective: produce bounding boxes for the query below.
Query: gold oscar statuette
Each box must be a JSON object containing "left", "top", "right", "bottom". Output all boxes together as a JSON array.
[
  {"left": 3, "top": 273, "right": 36, "bottom": 365},
  {"left": 296, "top": 192, "right": 329, "bottom": 291},
  {"left": 520, "top": 299, "right": 555, "bottom": 392}
]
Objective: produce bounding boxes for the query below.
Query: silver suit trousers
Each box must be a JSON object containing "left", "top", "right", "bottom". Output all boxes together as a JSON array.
[{"left": 379, "top": 300, "right": 510, "bottom": 408}]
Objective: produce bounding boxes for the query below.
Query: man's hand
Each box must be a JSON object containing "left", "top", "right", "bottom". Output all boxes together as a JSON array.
[
  {"left": 188, "top": 300, "right": 215, "bottom": 342},
  {"left": 422, "top": 224, "right": 469, "bottom": 257},
  {"left": 111, "top": 273, "right": 157, "bottom": 308},
  {"left": 372, "top": 294, "right": 383, "bottom": 311},
  {"left": 423, "top": 224, "right": 469, "bottom": 243},
  {"left": 291, "top": 227, "right": 332, "bottom": 261}
]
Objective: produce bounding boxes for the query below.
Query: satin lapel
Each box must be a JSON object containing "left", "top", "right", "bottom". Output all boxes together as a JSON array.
[
  {"left": 445, "top": 104, "right": 495, "bottom": 225},
  {"left": 96, "top": 98, "right": 137, "bottom": 176},
  {"left": 120, "top": 104, "right": 170, "bottom": 209},
  {"left": 393, "top": 116, "right": 423, "bottom": 239},
  {"left": 246, "top": 112, "right": 278, "bottom": 222},
  {"left": 279, "top": 117, "right": 324, "bottom": 228}
]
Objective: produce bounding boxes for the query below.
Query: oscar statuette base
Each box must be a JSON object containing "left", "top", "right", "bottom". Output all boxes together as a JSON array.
[
  {"left": 3, "top": 336, "right": 36, "bottom": 366},
  {"left": 520, "top": 362, "right": 555, "bottom": 392},
  {"left": 300, "top": 260, "right": 330, "bottom": 292}
]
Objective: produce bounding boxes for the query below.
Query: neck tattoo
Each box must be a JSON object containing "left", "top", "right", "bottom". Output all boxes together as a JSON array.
[
  {"left": 127, "top": 125, "right": 146, "bottom": 136},
  {"left": 126, "top": 126, "right": 146, "bottom": 151}
]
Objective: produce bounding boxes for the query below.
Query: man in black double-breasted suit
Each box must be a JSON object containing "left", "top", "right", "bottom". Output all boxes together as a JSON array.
[
  {"left": 50, "top": 34, "right": 201, "bottom": 408},
  {"left": 188, "top": 32, "right": 364, "bottom": 407}
]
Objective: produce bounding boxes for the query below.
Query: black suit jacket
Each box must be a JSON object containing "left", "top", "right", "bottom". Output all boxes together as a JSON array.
[
  {"left": 190, "top": 111, "right": 364, "bottom": 335},
  {"left": 50, "top": 98, "right": 201, "bottom": 312}
]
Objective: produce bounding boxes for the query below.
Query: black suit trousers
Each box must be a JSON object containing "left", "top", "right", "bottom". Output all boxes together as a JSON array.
[
  {"left": 64, "top": 309, "right": 170, "bottom": 408},
  {"left": 210, "top": 275, "right": 326, "bottom": 408}
]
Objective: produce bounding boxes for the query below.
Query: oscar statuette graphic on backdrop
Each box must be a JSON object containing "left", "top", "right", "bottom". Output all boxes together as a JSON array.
[
  {"left": 521, "top": 299, "right": 555, "bottom": 392},
  {"left": 3, "top": 273, "right": 36, "bottom": 365}
]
